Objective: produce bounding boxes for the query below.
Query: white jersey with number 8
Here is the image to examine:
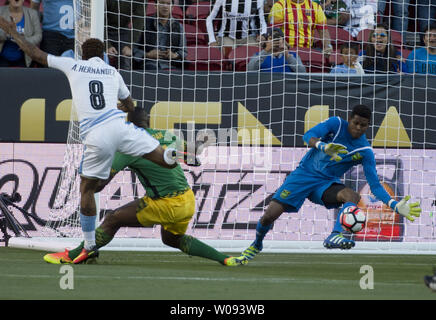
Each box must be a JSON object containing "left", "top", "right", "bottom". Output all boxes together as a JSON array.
[{"left": 47, "top": 54, "right": 130, "bottom": 138}]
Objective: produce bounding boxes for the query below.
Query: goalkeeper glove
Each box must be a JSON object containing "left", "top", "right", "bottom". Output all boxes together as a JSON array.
[
  {"left": 315, "top": 141, "right": 348, "bottom": 162},
  {"left": 389, "top": 196, "right": 421, "bottom": 222}
]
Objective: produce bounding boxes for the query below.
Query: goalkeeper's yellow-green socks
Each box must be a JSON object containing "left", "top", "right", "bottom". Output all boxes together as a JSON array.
[
  {"left": 179, "top": 235, "right": 229, "bottom": 265},
  {"left": 68, "top": 227, "right": 113, "bottom": 260}
]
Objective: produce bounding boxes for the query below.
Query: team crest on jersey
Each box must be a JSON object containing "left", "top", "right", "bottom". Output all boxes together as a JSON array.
[
  {"left": 280, "top": 190, "right": 291, "bottom": 199},
  {"left": 352, "top": 153, "right": 363, "bottom": 161}
]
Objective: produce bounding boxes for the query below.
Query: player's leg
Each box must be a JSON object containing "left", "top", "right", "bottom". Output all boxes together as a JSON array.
[
  {"left": 44, "top": 176, "right": 102, "bottom": 264},
  {"left": 66, "top": 200, "right": 143, "bottom": 263},
  {"left": 241, "top": 200, "right": 286, "bottom": 260},
  {"left": 242, "top": 170, "right": 307, "bottom": 260},
  {"left": 159, "top": 190, "right": 246, "bottom": 266},
  {"left": 320, "top": 184, "right": 360, "bottom": 249},
  {"left": 160, "top": 227, "right": 246, "bottom": 266}
]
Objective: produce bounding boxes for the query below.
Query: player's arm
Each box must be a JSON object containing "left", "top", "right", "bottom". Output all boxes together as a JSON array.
[
  {"left": 144, "top": 145, "right": 178, "bottom": 169},
  {"left": 362, "top": 151, "right": 421, "bottom": 221},
  {"left": 117, "top": 96, "right": 135, "bottom": 113},
  {"left": 0, "top": 16, "right": 47, "bottom": 66},
  {"left": 303, "top": 117, "right": 348, "bottom": 161}
]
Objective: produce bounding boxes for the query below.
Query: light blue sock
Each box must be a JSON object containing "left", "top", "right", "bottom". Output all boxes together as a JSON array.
[
  {"left": 333, "top": 202, "right": 356, "bottom": 233},
  {"left": 80, "top": 213, "right": 96, "bottom": 250},
  {"left": 253, "top": 220, "right": 272, "bottom": 249}
]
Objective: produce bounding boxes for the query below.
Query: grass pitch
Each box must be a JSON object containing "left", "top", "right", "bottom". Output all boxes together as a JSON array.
[{"left": 1, "top": 247, "right": 435, "bottom": 300}]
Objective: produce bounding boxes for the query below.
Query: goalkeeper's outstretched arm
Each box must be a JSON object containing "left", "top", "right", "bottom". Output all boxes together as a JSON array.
[
  {"left": 363, "top": 155, "right": 422, "bottom": 222},
  {"left": 0, "top": 16, "right": 48, "bottom": 66}
]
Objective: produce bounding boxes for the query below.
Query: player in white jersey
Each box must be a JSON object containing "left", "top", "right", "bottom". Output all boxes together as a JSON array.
[{"left": 0, "top": 17, "right": 180, "bottom": 262}]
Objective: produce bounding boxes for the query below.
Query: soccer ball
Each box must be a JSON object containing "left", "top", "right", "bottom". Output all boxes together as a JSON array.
[{"left": 340, "top": 206, "right": 366, "bottom": 233}]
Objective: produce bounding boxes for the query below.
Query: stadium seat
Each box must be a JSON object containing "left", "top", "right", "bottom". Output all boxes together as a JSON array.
[
  {"left": 227, "top": 46, "right": 261, "bottom": 71},
  {"left": 186, "top": 45, "right": 225, "bottom": 71},
  {"left": 356, "top": 29, "right": 373, "bottom": 47},
  {"left": 325, "top": 26, "right": 354, "bottom": 51},
  {"left": 294, "top": 47, "right": 328, "bottom": 73},
  {"left": 184, "top": 23, "right": 208, "bottom": 46},
  {"left": 390, "top": 30, "right": 403, "bottom": 47},
  {"left": 146, "top": 3, "right": 157, "bottom": 16},
  {"left": 172, "top": 5, "right": 184, "bottom": 21},
  {"left": 185, "top": 2, "right": 211, "bottom": 33}
]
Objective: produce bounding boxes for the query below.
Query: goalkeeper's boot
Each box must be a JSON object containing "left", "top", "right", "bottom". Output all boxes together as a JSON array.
[
  {"left": 43, "top": 249, "right": 73, "bottom": 264},
  {"left": 224, "top": 256, "right": 248, "bottom": 267},
  {"left": 424, "top": 268, "right": 436, "bottom": 292},
  {"left": 241, "top": 242, "right": 262, "bottom": 260},
  {"left": 72, "top": 245, "right": 99, "bottom": 264},
  {"left": 323, "top": 232, "right": 355, "bottom": 249}
]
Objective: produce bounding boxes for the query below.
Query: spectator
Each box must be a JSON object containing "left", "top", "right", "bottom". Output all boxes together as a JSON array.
[
  {"left": 268, "top": 0, "right": 333, "bottom": 55},
  {"left": 106, "top": 0, "right": 146, "bottom": 70},
  {"left": 330, "top": 42, "right": 364, "bottom": 74},
  {"left": 343, "top": 0, "right": 377, "bottom": 37},
  {"left": 247, "top": 27, "right": 306, "bottom": 72},
  {"left": 314, "top": 0, "right": 350, "bottom": 26},
  {"left": 360, "top": 23, "right": 407, "bottom": 73},
  {"left": 132, "top": 0, "right": 187, "bottom": 71},
  {"left": 417, "top": 0, "right": 436, "bottom": 35},
  {"left": 31, "top": 0, "right": 74, "bottom": 57},
  {"left": 0, "top": 0, "right": 41, "bottom": 67},
  {"left": 406, "top": 24, "right": 436, "bottom": 74},
  {"left": 263, "top": 0, "right": 274, "bottom": 23},
  {"left": 378, "top": 0, "right": 411, "bottom": 41},
  {"left": 206, "top": 0, "right": 267, "bottom": 49}
]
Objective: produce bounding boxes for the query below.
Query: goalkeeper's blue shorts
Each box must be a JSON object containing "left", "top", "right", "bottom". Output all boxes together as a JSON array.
[{"left": 272, "top": 167, "right": 341, "bottom": 212}]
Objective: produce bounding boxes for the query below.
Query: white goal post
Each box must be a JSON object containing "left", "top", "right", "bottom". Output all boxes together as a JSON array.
[{"left": 8, "top": 0, "right": 436, "bottom": 255}]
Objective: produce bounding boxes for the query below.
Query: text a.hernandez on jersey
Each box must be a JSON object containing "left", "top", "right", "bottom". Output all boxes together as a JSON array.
[{"left": 71, "top": 63, "right": 115, "bottom": 76}]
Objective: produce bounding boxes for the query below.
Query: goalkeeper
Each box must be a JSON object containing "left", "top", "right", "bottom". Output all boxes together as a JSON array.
[
  {"left": 44, "top": 108, "right": 246, "bottom": 267},
  {"left": 242, "top": 104, "right": 421, "bottom": 260}
]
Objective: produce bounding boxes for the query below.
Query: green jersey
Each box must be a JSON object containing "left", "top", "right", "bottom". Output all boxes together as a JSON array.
[{"left": 111, "top": 128, "right": 190, "bottom": 199}]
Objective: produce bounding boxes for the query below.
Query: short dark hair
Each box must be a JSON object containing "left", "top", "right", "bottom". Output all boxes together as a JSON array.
[
  {"left": 339, "top": 42, "right": 359, "bottom": 54},
  {"left": 423, "top": 23, "right": 436, "bottom": 34},
  {"left": 267, "top": 27, "right": 284, "bottom": 40},
  {"left": 81, "top": 38, "right": 104, "bottom": 60},
  {"left": 351, "top": 104, "right": 372, "bottom": 121}
]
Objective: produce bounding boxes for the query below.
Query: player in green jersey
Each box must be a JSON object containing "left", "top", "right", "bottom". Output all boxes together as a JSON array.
[{"left": 43, "top": 108, "right": 247, "bottom": 267}]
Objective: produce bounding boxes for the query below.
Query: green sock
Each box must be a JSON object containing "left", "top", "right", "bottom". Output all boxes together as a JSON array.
[
  {"left": 179, "top": 235, "right": 229, "bottom": 265},
  {"left": 95, "top": 226, "right": 113, "bottom": 248},
  {"left": 68, "top": 241, "right": 84, "bottom": 260},
  {"left": 68, "top": 227, "right": 113, "bottom": 260}
]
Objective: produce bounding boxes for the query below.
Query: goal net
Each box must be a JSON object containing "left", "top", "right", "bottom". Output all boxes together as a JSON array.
[{"left": 10, "top": 0, "right": 436, "bottom": 254}]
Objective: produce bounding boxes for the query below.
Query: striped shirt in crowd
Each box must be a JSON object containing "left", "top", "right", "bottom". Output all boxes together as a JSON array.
[
  {"left": 206, "top": 0, "right": 267, "bottom": 44},
  {"left": 269, "top": 0, "right": 327, "bottom": 48}
]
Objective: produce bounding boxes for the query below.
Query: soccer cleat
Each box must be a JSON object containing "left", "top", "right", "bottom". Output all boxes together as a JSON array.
[
  {"left": 323, "top": 232, "right": 355, "bottom": 249},
  {"left": 424, "top": 268, "right": 436, "bottom": 292},
  {"left": 43, "top": 249, "right": 73, "bottom": 264},
  {"left": 72, "top": 246, "right": 99, "bottom": 264},
  {"left": 241, "top": 243, "right": 262, "bottom": 260},
  {"left": 224, "top": 256, "right": 248, "bottom": 266}
]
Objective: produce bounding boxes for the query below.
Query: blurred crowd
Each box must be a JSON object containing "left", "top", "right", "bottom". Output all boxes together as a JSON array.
[{"left": 0, "top": 0, "right": 435, "bottom": 74}]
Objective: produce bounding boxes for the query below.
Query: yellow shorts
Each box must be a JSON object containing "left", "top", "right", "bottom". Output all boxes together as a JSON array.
[{"left": 136, "top": 189, "right": 195, "bottom": 235}]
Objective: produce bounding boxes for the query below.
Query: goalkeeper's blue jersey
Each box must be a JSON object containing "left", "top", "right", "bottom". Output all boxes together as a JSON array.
[{"left": 301, "top": 116, "right": 392, "bottom": 205}]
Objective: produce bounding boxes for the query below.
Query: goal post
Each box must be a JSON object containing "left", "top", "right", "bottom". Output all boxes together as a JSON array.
[{"left": 8, "top": 0, "right": 436, "bottom": 255}]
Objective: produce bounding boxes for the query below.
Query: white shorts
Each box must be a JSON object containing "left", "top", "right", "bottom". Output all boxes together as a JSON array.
[{"left": 79, "top": 118, "right": 160, "bottom": 180}]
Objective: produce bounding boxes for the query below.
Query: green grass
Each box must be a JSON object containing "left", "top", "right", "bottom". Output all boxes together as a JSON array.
[{"left": 0, "top": 247, "right": 435, "bottom": 300}]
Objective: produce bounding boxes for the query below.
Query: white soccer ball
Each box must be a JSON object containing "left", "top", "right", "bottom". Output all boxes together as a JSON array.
[{"left": 340, "top": 206, "right": 366, "bottom": 233}]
